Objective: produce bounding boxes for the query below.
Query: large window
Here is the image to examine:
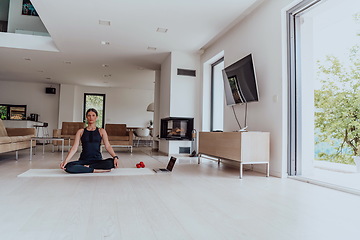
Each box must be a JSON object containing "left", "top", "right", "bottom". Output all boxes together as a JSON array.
[
  {"left": 288, "top": 0, "right": 360, "bottom": 191},
  {"left": 83, "top": 93, "right": 105, "bottom": 128},
  {"left": 211, "top": 57, "right": 224, "bottom": 131}
]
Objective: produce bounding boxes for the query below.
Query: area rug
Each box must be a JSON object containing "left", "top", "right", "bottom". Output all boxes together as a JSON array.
[{"left": 17, "top": 168, "right": 155, "bottom": 177}]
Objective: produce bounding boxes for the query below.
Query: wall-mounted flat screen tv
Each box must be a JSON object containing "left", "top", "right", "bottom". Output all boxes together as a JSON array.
[{"left": 222, "top": 54, "right": 259, "bottom": 105}]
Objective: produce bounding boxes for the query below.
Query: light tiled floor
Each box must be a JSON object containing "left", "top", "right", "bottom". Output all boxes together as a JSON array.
[{"left": 0, "top": 147, "right": 360, "bottom": 240}]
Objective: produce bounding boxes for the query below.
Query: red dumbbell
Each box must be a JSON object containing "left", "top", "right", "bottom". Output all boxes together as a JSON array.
[{"left": 136, "top": 162, "right": 145, "bottom": 168}]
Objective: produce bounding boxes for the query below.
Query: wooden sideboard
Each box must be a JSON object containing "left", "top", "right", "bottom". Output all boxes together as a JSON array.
[{"left": 198, "top": 131, "right": 270, "bottom": 178}]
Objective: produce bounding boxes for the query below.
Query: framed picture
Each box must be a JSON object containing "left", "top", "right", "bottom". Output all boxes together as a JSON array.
[{"left": 22, "top": 0, "right": 39, "bottom": 16}]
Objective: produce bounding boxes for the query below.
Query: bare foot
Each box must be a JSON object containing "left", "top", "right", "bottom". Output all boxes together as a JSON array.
[{"left": 93, "top": 169, "right": 111, "bottom": 173}]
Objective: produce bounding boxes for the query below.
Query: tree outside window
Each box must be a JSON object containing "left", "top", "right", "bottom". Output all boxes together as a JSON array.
[
  {"left": 84, "top": 94, "right": 105, "bottom": 128},
  {"left": 314, "top": 12, "right": 360, "bottom": 165}
]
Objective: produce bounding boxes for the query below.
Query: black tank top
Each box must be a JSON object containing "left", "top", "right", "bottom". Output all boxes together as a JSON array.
[{"left": 79, "top": 128, "right": 103, "bottom": 161}]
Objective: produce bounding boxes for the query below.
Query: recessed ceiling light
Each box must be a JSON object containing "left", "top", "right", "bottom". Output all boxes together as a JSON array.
[
  {"left": 23, "top": 57, "right": 31, "bottom": 61},
  {"left": 102, "top": 64, "right": 109, "bottom": 67},
  {"left": 99, "top": 20, "right": 111, "bottom": 26},
  {"left": 147, "top": 46, "right": 157, "bottom": 51},
  {"left": 156, "top": 27, "right": 168, "bottom": 33},
  {"left": 101, "top": 41, "right": 110, "bottom": 45}
]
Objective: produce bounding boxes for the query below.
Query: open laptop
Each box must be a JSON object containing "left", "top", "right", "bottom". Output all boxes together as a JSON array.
[{"left": 153, "top": 156, "right": 177, "bottom": 173}]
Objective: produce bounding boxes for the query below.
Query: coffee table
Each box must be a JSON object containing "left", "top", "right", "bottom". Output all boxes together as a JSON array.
[{"left": 30, "top": 137, "right": 70, "bottom": 161}]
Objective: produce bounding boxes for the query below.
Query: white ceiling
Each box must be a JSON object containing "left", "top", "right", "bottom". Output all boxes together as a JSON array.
[{"left": 0, "top": 0, "right": 263, "bottom": 90}]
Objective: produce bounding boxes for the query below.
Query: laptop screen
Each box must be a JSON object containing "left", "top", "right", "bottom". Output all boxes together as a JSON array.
[{"left": 166, "top": 157, "right": 177, "bottom": 171}]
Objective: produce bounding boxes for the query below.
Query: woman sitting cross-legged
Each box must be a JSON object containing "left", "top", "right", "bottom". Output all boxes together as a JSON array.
[{"left": 60, "top": 108, "right": 119, "bottom": 174}]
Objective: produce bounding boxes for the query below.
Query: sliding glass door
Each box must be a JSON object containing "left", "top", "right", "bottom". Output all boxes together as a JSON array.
[{"left": 288, "top": 0, "right": 360, "bottom": 190}]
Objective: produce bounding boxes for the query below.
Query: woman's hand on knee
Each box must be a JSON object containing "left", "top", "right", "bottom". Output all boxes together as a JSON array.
[
  {"left": 60, "top": 161, "right": 67, "bottom": 170},
  {"left": 114, "top": 157, "right": 119, "bottom": 168}
]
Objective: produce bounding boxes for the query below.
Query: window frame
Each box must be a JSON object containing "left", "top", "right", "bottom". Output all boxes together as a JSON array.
[
  {"left": 83, "top": 93, "right": 106, "bottom": 128},
  {"left": 210, "top": 57, "right": 225, "bottom": 131},
  {"left": 286, "top": 0, "right": 322, "bottom": 176}
]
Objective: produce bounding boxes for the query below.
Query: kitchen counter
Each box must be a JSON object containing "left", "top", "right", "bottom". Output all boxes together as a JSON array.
[{"left": 2, "top": 120, "right": 42, "bottom": 128}]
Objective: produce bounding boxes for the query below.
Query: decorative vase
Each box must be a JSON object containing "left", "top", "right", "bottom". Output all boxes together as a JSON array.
[{"left": 352, "top": 156, "right": 360, "bottom": 173}]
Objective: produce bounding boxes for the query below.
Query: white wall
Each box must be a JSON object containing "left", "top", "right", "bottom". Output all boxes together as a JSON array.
[
  {"left": 201, "top": 0, "right": 294, "bottom": 178},
  {"left": 159, "top": 54, "right": 172, "bottom": 154},
  {"left": 159, "top": 51, "right": 201, "bottom": 155},
  {"left": 0, "top": 79, "right": 155, "bottom": 135},
  {"left": 7, "top": 0, "right": 47, "bottom": 33},
  {"left": 58, "top": 84, "right": 154, "bottom": 128},
  {"left": 58, "top": 84, "right": 77, "bottom": 127},
  {"left": 170, "top": 51, "right": 200, "bottom": 118},
  {"left": 169, "top": 51, "right": 201, "bottom": 155},
  {"left": 0, "top": 80, "right": 60, "bottom": 134},
  {"left": 159, "top": 54, "right": 172, "bottom": 120}
]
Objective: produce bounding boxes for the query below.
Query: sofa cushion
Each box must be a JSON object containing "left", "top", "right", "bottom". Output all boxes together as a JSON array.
[
  {"left": 0, "top": 136, "right": 11, "bottom": 144},
  {"left": 105, "top": 124, "right": 128, "bottom": 136},
  {"left": 108, "top": 136, "right": 130, "bottom": 141},
  {"left": 9, "top": 136, "right": 26, "bottom": 142},
  {"left": 6, "top": 128, "right": 35, "bottom": 136},
  {"left": 0, "top": 142, "right": 15, "bottom": 153},
  {"left": 15, "top": 140, "right": 33, "bottom": 150},
  {"left": 0, "top": 119, "right": 8, "bottom": 137},
  {"left": 8, "top": 135, "right": 33, "bottom": 142},
  {"left": 61, "top": 122, "right": 85, "bottom": 135},
  {"left": 22, "top": 135, "right": 33, "bottom": 141}
]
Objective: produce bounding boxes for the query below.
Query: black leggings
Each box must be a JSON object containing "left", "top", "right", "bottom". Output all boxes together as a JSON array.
[{"left": 64, "top": 158, "right": 115, "bottom": 174}]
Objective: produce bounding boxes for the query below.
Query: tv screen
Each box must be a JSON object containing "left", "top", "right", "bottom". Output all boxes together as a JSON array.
[{"left": 222, "top": 54, "right": 259, "bottom": 105}]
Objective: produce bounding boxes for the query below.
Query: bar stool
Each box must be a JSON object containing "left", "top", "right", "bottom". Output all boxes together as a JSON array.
[{"left": 34, "top": 122, "right": 50, "bottom": 143}]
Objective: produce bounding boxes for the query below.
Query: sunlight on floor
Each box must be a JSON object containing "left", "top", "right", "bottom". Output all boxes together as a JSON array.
[{"left": 299, "top": 161, "right": 360, "bottom": 194}]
